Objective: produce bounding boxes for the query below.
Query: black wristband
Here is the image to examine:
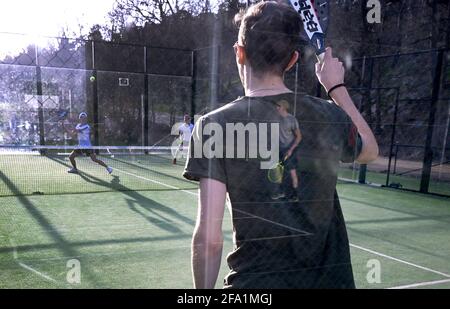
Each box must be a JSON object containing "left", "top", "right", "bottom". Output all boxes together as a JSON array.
[{"left": 327, "top": 83, "right": 346, "bottom": 98}]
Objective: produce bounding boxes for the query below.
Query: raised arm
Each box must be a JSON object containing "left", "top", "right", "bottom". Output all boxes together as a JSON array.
[
  {"left": 192, "top": 178, "right": 226, "bottom": 289},
  {"left": 315, "top": 48, "right": 379, "bottom": 164}
]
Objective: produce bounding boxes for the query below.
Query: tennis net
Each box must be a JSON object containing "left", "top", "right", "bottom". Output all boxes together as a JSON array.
[{"left": 0, "top": 145, "right": 195, "bottom": 197}]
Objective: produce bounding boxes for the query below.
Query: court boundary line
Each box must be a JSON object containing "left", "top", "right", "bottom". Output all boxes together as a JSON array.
[
  {"left": 4, "top": 168, "right": 446, "bottom": 286},
  {"left": 9, "top": 238, "right": 59, "bottom": 284},
  {"left": 387, "top": 278, "right": 450, "bottom": 289},
  {"left": 115, "top": 168, "right": 312, "bottom": 235},
  {"left": 114, "top": 167, "right": 450, "bottom": 280},
  {"left": 350, "top": 244, "right": 450, "bottom": 278}
]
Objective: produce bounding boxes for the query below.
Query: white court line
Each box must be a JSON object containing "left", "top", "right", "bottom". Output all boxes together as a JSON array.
[
  {"left": 9, "top": 238, "right": 59, "bottom": 284},
  {"left": 350, "top": 244, "right": 450, "bottom": 278},
  {"left": 387, "top": 278, "right": 450, "bottom": 289},
  {"left": 114, "top": 168, "right": 311, "bottom": 236},
  {"left": 114, "top": 167, "right": 197, "bottom": 197},
  {"left": 18, "top": 262, "right": 59, "bottom": 284},
  {"left": 111, "top": 168, "right": 450, "bottom": 280}
]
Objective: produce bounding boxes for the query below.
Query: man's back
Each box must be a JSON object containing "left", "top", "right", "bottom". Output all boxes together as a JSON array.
[{"left": 184, "top": 92, "right": 360, "bottom": 288}]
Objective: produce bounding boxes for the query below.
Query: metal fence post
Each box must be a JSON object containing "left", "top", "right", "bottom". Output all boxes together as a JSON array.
[
  {"left": 36, "top": 66, "right": 45, "bottom": 150},
  {"left": 90, "top": 41, "right": 99, "bottom": 152},
  {"left": 190, "top": 50, "right": 197, "bottom": 119},
  {"left": 420, "top": 50, "right": 444, "bottom": 193},
  {"left": 386, "top": 88, "right": 400, "bottom": 187},
  {"left": 144, "top": 46, "right": 149, "bottom": 148}
]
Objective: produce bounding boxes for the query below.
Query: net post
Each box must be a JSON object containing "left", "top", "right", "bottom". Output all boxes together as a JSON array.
[{"left": 420, "top": 50, "right": 444, "bottom": 193}]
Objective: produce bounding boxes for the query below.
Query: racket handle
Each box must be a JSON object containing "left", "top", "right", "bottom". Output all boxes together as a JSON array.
[{"left": 316, "top": 52, "right": 325, "bottom": 64}]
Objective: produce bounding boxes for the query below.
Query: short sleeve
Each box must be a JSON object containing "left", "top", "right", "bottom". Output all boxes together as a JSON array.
[
  {"left": 292, "top": 116, "right": 300, "bottom": 131},
  {"left": 183, "top": 116, "right": 227, "bottom": 184},
  {"left": 340, "top": 119, "right": 363, "bottom": 163}
]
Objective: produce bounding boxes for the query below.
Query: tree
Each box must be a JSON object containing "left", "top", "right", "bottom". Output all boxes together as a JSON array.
[{"left": 108, "top": 0, "right": 183, "bottom": 27}]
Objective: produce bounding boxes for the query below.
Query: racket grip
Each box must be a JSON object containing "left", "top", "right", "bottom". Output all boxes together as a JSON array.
[{"left": 316, "top": 52, "right": 325, "bottom": 64}]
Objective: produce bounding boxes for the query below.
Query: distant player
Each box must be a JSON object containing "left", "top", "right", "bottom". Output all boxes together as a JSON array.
[
  {"left": 173, "top": 115, "right": 194, "bottom": 165},
  {"left": 63, "top": 112, "right": 113, "bottom": 175},
  {"left": 275, "top": 99, "right": 302, "bottom": 201}
]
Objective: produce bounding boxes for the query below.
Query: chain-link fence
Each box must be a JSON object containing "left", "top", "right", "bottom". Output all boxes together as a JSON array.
[
  {"left": 1, "top": 32, "right": 449, "bottom": 196},
  {"left": 0, "top": 34, "right": 194, "bottom": 148},
  {"left": 336, "top": 49, "right": 450, "bottom": 197},
  {"left": 186, "top": 43, "right": 450, "bottom": 197}
]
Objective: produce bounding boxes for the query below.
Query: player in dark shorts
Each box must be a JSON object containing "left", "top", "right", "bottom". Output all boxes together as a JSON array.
[
  {"left": 274, "top": 99, "right": 302, "bottom": 201},
  {"left": 184, "top": 1, "right": 378, "bottom": 288},
  {"left": 63, "top": 112, "right": 112, "bottom": 175},
  {"left": 73, "top": 148, "right": 94, "bottom": 157}
]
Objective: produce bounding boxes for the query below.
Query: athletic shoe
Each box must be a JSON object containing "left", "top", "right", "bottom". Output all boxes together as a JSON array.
[
  {"left": 68, "top": 168, "right": 79, "bottom": 174},
  {"left": 271, "top": 192, "right": 285, "bottom": 200},
  {"left": 287, "top": 194, "right": 299, "bottom": 202},
  {"left": 106, "top": 167, "right": 113, "bottom": 174}
]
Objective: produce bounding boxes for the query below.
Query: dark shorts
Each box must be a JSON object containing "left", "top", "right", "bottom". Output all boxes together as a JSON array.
[
  {"left": 73, "top": 149, "right": 94, "bottom": 157},
  {"left": 281, "top": 147, "right": 298, "bottom": 171}
]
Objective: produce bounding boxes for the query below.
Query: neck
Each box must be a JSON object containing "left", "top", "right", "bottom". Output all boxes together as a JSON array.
[{"left": 243, "top": 68, "right": 291, "bottom": 97}]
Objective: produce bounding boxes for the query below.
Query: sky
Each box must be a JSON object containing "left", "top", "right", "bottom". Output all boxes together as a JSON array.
[{"left": 0, "top": 0, "right": 116, "bottom": 57}]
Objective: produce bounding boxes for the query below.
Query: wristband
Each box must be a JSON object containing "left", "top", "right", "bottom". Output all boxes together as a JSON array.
[{"left": 327, "top": 83, "right": 346, "bottom": 98}]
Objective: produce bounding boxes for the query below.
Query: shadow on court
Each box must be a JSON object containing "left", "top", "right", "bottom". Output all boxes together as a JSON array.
[
  {"left": 47, "top": 156, "right": 196, "bottom": 228},
  {"left": 341, "top": 196, "right": 450, "bottom": 224},
  {"left": 0, "top": 170, "right": 102, "bottom": 286},
  {"left": 0, "top": 233, "right": 193, "bottom": 255},
  {"left": 346, "top": 225, "right": 449, "bottom": 260},
  {"left": 109, "top": 156, "right": 194, "bottom": 186},
  {"left": 126, "top": 199, "right": 183, "bottom": 234}
]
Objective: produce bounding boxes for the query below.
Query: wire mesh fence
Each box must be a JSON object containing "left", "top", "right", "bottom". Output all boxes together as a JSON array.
[
  {"left": 0, "top": 32, "right": 449, "bottom": 196},
  {"left": 336, "top": 49, "right": 450, "bottom": 196},
  {"left": 0, "top": 35, "right": 195, "bottom": 149}
]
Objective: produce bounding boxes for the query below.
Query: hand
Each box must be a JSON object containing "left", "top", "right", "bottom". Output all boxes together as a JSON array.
[
  {"left": 315, "top": 47, "right": 345, "bottom": 92},
  {"left": 285, "top": 149, "right": 293, "bottom": 160}
]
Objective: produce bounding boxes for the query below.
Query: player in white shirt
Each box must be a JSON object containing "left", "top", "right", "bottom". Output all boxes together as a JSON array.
[
  {"left": 63, "top": 112, "right": 113, "bottom": 174},
  {"left": 173, "top": 115, "right": 194, "bottom": 165}
]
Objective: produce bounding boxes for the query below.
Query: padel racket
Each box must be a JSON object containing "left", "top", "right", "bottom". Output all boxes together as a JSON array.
[
  {"left": 267, "top": 155, "right": 289, "bottom": 184},
  {"left": 285, "top": 0, "right": 329, "bottom": 62},
  {"left": 268, "top": 160, "right": 285, "bottom": 184}
]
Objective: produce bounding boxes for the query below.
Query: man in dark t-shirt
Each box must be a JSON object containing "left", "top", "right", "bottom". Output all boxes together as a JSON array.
[{"left": 184, "top": 2, "right": 378, "bottom": 289}]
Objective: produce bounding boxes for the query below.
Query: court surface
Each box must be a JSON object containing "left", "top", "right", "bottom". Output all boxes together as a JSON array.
[{"left": 0, "top": 153, "right": 449, "bottom": 289}]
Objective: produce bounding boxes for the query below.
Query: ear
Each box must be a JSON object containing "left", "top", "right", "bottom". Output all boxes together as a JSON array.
[
  {"left": 285, "top": 51, "right": 299, "bottom": 72},
  {"left": 236, "top": 45, "right": 246, "bottom": 65}
]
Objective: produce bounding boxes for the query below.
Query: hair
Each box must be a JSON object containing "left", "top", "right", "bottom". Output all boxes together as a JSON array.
[
  {"left": 234, "top": 1, "right": 302, "bottom": 76},
  {"left": 277, "top": 99, "right": 290, "bottom": 110}
]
